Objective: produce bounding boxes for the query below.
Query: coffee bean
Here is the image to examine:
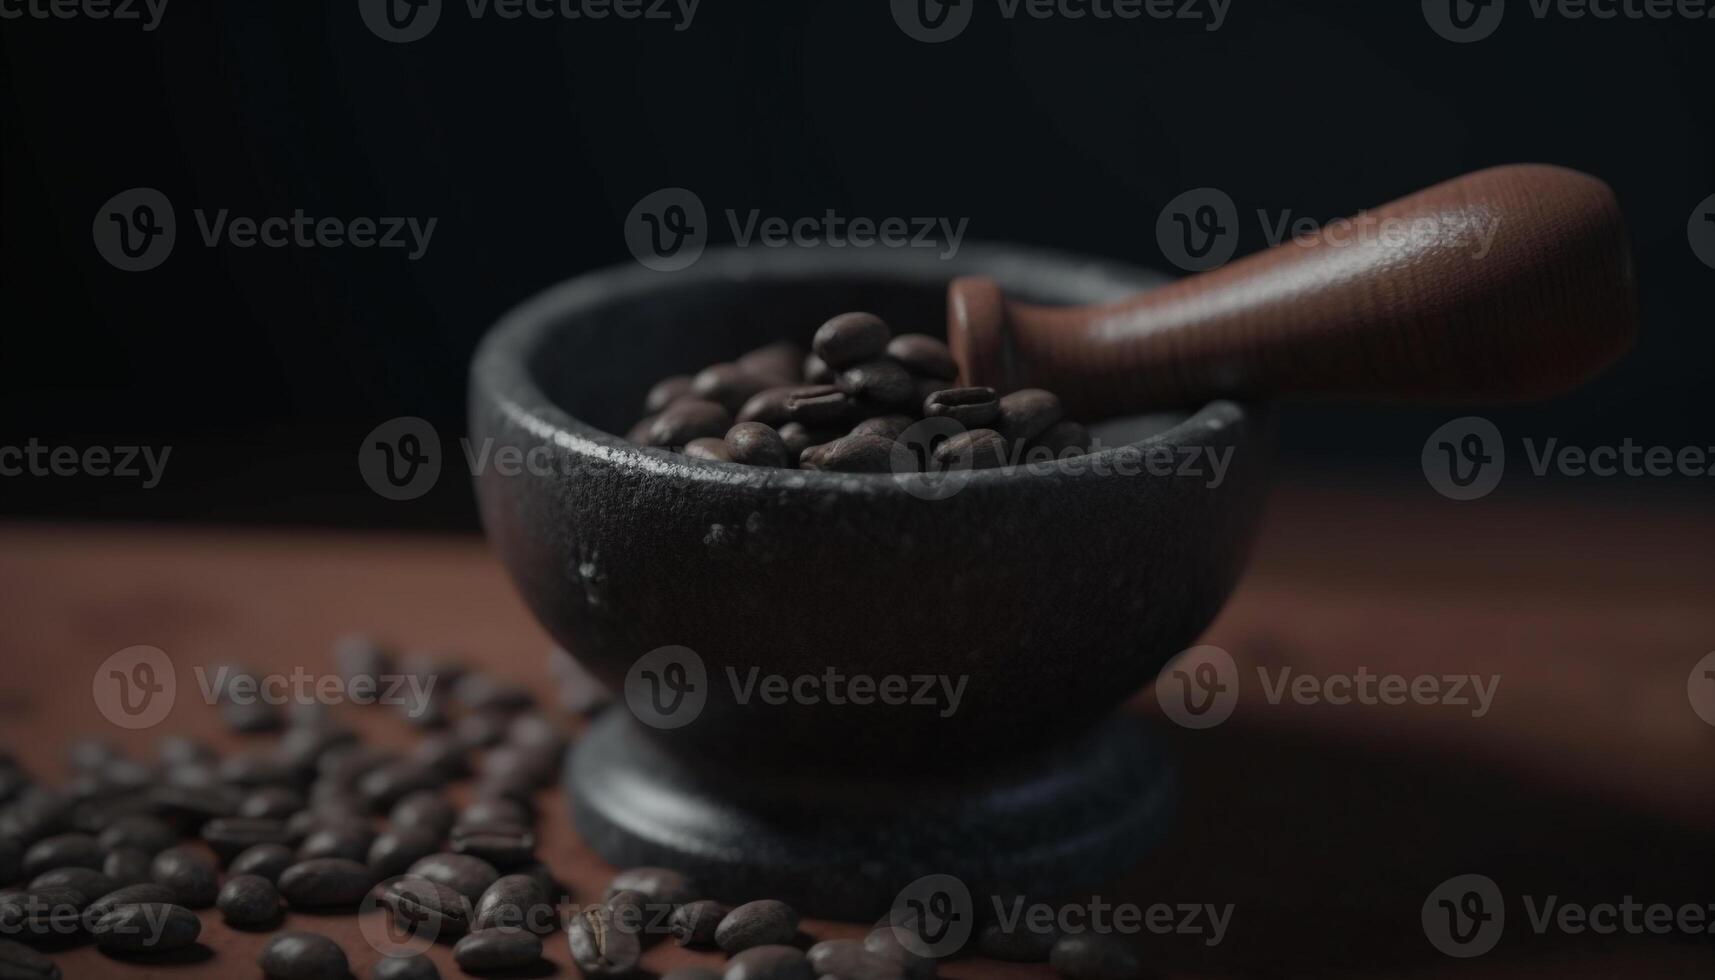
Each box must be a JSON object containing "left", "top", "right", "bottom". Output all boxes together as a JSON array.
[
  {"left": 0, "top": 789, "right": 72, "bottom": 845},
  {"left": 724, "top": 422, "right": 788, "bottom": 468},
  {"left": 102, "top": 848, "right": 151, "bottom": 888},
  {"left": 66, "top": 738, "right": 119, "bottom": 774},
  {"left": 605, "top": 867, "right": 697, "bottom": 909},
  {"left": 851, "top": 414, "right": 913, "bottom": 439},
  {"left": 83, "top": 883, "right": 176, "bottom": 926},
  {"left": 276, "top": 857, "right": 376, "bottom": 909},
  {"left": 218, "top": 873, "right": 281, "bottom": 927},
  {"left": 736, "top": 386, "right": 797, "bottom": 427},
  {"left": 669, "top": 899, "right": 730, "bottom": 948},
  {"left": 228, "top": 843, "right": 295, "bottom": 883},
  {"left": 149, "top": 846, "right": 217, "bottom": 908},
  {"left": 239, "top": 787, "right": 305, "bottom": 821},
  {"left": 715, "top": 899, "right": 798, "bottom": 953},
  {"left": 923, "top": 386, "right": 999, "bottom": 427},
  {"left": 862, "top": 928, "right": 936, "bottom": 980},
  {"left": 407, "top": 853, "right": 500, "bottom": 902},
  {"left": 934, "top": 428, "right": 1009, "bottom": 470},
  {"left": 645, "top": 375, "right": 695, "bottom": 414},
  {"left": 803, "top": 352, "right": 835, "bottom": 384},
  {"left": 458, "top": 798, "right": 529, "bottom": 829},
  {"left": 839, "top": 359, "right": 917, "bottom": 408},
  {"left": 724, "top": 944, "right": 814, "bottom": 980},
  {"left": 801, "top": 433, "right": 895, "bottom": 473},
  {"left": 776, "top": 423, "right": 816, "bottom": 462},
  {"left": 4, "top": 886, "right": 87, "bottom": 940},
  {"left": 783, "top": 385, "right": 854, "bottom": 427},
  {"left": 685, "top": 437, "right": 735, "bottom": 462},
  {"left": 298, "top": 824, "right": 377, "bottom": 863},
  {"left": 513, "top": 862, "right": 564, "bottom": 906},
  {"left": 203, "top": 818, "right": 294, "bottom": 864},
  {"left": 91, "top": 902, "right": 200, "bottom": 954},
  {"left": 222, "top": 698, "right": 283, "bottom": 735},
  {"left": 319, "top": 744, "right": 397, "bottom": 790},
  {"left": 258, "top": 931, "right": 350, "bottom": 980},
  {"left": 813, "top": 312, "right": 891, "bottom": 369},
  {"left": 360, "top": 761, "right": 445, "bottom": 811},
  {"left": 220, "top": 751, "right": 301, "bottom": 790},
  {"left": 0, "top": 938, "right": 60, "bottom": 979},
  {"left": 372, "top": 953, "right": 439, "bottom": 980},
  {"left": 154, "top": 736, "right": 215, "bottom": 770},
  {"left": 736, "top": 341, "right": 806, "bottom": 383},
  {"left": 450, "top": 822, "right": 536, "bottom": 870},
  {"left": 474, "top": 874, "right": 553, "bottom": 933},
  {"left": 1030, "top": 419, "right": 1090, "bottom": 459},
  {"left": 28, "top": 867, "right": 111, "bottom": 899},
  {"left": 996, "top": 388, "right": 1064, "bottom": 445},
  {"left": 454, "top": 926, "right": 542, "bottom": 973},
  {"left": 646, "top": 398, "right": 733, "bottom": 448},
  {"left": 378, "top": 877, "right": 471, "bottom": 941},
  {"left": 21, "top": 834, "right": 101, "bottom": 877},
  {"left": 367, "top": 827, "right": 441, "bottom": 879},
  {"left": 1048, "top": 932, "right": 1142, "bottom": 980},
  {"left": 808, "top": 938, "right": 912, "bottom": 980},
  {"left": 692, "top": 364, "right": 775, "bottom": 415},
  {"left": 455, "top": 712, "right": 511, "bottom": 753},
  {"left": 149, "top": 784, "right": 240, "bottom": 828},
  {"left": 661, "top": 968, "right": 720, "bottom": 980},
  {"left": 390, "top": 791, "right": 455, "bottom": 838},
  {"left": 885, "top": 334, "right": 957, "bottom": 381},
  {"left": 475, "top": 745, "right": 556, "bottom": 800},
  {"left": 977, "top": 919, "right": 1058, "bottom": 962},
  {"left": 566, "top": 900, "right": 641, "bottom": 978},
  {"left": 506, "top": 713, "right": 565, "bottom": 754},
  {"left": 409, "top": 735, "right": 469, "bottom": 779},
  {"left": 603, "top": 888, "right": 665, "bottom": 941}
]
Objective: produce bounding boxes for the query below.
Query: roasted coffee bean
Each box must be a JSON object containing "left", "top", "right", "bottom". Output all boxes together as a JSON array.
[
  {"left": 367, "top": 827, "right": 441, "bottom": 879},
  {"left": 646, "top": 398, "right": 733, "bottom": 447},
  {"left": 258, "top": 931, "right": 350, "bottom": 980},
  {"left": 505, "top": 713, "right": 565, "bottom": 755},
  {"left": 736, "top": 386, "right": 797, "bottom": 427},
  {"left": 239, "top": 787, "right": 305, "bottom": 821},
  {"left": 378, "top": 877, "right": 471, "bottom": 940},
  {"left": 21, "top": 834, "right": 101, "bottom": 877},
  {"left": 851, "top": 414, "right": 913, "bottom": 440},
  {"left": 458, "top": 797, "right": 529, "bottom": 828},
  {"left": 715, "top": 898, "right": 799, "bottom": 953},
  {"left": 1030, "top": 419, "right": 1091, "bottom": 459},
  {"left": 692, "top": 364, "right": 775, "bottom": 415},
  {"left": 298, "top": 824, "right": 377, "bottom": 863},
  {"left": 885, "top": 334, "right": 957, "bottom": 380},
  {"left": 475, "top": 745, "right": 555, "bottom": 800},
  {"left": 473, "top": 874, "right": 553, "bottom": 933},
  {"left": 277, "top": 726, "right": 358, "bottom": 778},
  {"left": 645, "top": 375, "right": 695, "bottom": 414},
  {"left": 320, "top": 744, "right": 397, "bottom": 789},
  {"left": 724, "top": 944, "right": 814, "bottom": 980},
  {"left": 277, "top": 857, "right": 376, "bottom": 909},
  {"left": 154, "top": 736, "right": 215, "bottom": 769},
  {"left": 91, "top": 902, "right": 200, "bottom": 953},
  {"left": 669, "top": 899, "right": 730, "bottom": 948},
  {"left": 776, "top": 422, "right": 816, "bottom": 462},
  {"left": 684, "top": 437, "right": 734, "bottom": 462},
  {"left": 0, "top": 788, "right": 72, "bottom": 844},
  {"left": 839, "top": 359, "right": 917, "bottom": 408},
  {"left": 566, "top": 900, "right": 641, "bottom": 978},
  {"left": 150, "top": 846, "right": 217, "bottom": 908},
  {"left": 513, "top": 862, "right": 564, "bottom": 906},
  {"left": 0, "top": 937, "right": 60, "bottom": 978},
  {"left": 916, "top": 374, "right": 955, "bottom": 408},
  {"left": 28, "top": 867, "right": 110, "bottom": 901},
  {"left": 229, "top": 843, "right": 295, "bottom": 883},
  {"left": 783, "top": 385, "right": 854, "bottom": 426},
  {"left": 723, "top": 422, "right": 789, "bottom": 467},
  {"left": 390, "top": 791, "right": 455, "bottom": 838},
  {"left": 203, "top": 818, "right": 294, "bottom": 863},
  {"left": 934, "top": 428, "right": 1009, "bottom": 470},
  {"left": 407, "top": 853, "right": 500, "bottom": 902},
  {"left": 454, "top": 926, "right": 542, "bottom": 973},
  {"left": 813, "top": 312, "right": 891, "bottom": 369},
  {"left": 83, "top": 883, "right": 176, "bottom": 926},
  {"left": 977, "top": 919, "right": 1058, "bottom": 962},
  {"left": 218, "top": 873, "right": 282, "bottom": 927},
  {"left": 1048, "top": 932, "right": 1142, "bottom": 980},
  {"left": 360, "top": 761, "right": 445, "bottom": 810},
  {"left": 149, "top": 784, "right": 240, "bottom": 827},
  {"left": 372, "top": 953, "right": 440, "bottom": 980},
  {"left": 661, "top": 968, "right": 720, "bottom": 980},
  {"left": 4, "top": 886, "right": 87, "bottom": 939},
  {"left": 450, "top": 823, "right": 535, "bottom": 869},
  {"left": 605, "top": 867, "right": 698, "bottom": 909},
  {"left": 411, "top": 735, "right": 469, "bottom": 780},
  {"left": 862, "top": 927, "right": 936, "bottom": 980},
  {"left": 803, "top": 352, "right": 835, "bottom": 384},
  {"left": 101, "top": 848, "right": 151, "bottom": 888},
  {"left": 800, "top": 433, "right": 895, "bottom": 473},
  {"left": 996, "top": 388, "right": 1064, "bottom": 445},
  {"left": 66, "top": 738, "right": 119, "bottom": 774},
  {"left": 923, "top": 386, "right": 999, "bottom": 427},
  {"left": 0, "top": 840, "right": 18, "bottom": 888},
  {"left": 736, "top": 341, "right": 806, "bottom": 383},
  {"left": 808, "top": 938, "right": 912, "bottom": 980},
  {"left": 219, "top": 751, "right": 301, "bottom": 790},
  {"left": 222, "top": 698, "right": 283, "bottom": 735}
]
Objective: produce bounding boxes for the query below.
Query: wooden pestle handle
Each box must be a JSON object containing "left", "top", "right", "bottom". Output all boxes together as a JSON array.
[{"left": 949, "top": 165, "right": 1639, "bottom": 418}]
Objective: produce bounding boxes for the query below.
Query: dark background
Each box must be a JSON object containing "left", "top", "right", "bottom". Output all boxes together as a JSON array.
[{"left": 2, "top": 0, "right": 1709, "bottom": 528}]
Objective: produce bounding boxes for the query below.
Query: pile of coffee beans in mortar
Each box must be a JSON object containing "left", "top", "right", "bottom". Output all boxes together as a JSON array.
[
  {"left": 627, "top": 312, "right": 1094, "bottom": 473},
  {"left": 0, "top": 637, "right": 1146, "bottom": 980}
]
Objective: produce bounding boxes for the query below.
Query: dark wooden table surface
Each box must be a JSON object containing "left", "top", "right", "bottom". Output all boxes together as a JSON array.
[{"left": 2, "top": 482, "right": 1712, "bottom": 978}]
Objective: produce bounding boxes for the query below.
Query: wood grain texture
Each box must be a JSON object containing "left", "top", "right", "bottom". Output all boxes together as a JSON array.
[{"left": 951, "top": 166, "right": 1639, "bottom": 417}]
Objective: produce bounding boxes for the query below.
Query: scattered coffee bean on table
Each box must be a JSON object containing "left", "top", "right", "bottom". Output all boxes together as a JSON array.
[
  {"left": 723, "top": 943, "right": 815, "bottom": 980},
  {"left": 276, "top": 857, "right": 376, "bottom": 909},
  {"left": 669, "top": 898, "right": 731, "bottom": 948},
  {"left": 91, "top": 902, "right": 201, "bottom": 954},
  {"left": 1048, "top": 931, "right": 1144, "bottom": 980},
  {"left": 378, "top": 876, "right": 471, "bottom": 940},
  {"left": 217, "top": 873, "right": 282, "bottom": 927},
  {"left": 0, "top": 938, "right": 60, "bottom": 979},
  {"left": 604, "top": 866, "right": 698, "bottom": 908},
  {"left": 715, "top": 898, "right": 800, "bottom": 953},
  {"left": 149, "top": 845, "right": 218, "bottom": 909},
  {"left": 258, "top": 931, "right": 350, "bottom": 980},
  {"left": 808, "top": 937, "right": 914, "bottom": 980},
  {"left": 567, "top": 898, "right": 642, "bottom": 977},
  {"left": 368, "top": 827, "right": 442, "bottom": 879},
  {"left": 473, "top": 873, "right": 553, "bottom": 933},
  {"left": 453, "top": 926, "right": 543, "bottom": 973},
  {"left": 101, "top": 848, "right": 152, "bottom": 888},
  {"left": 372, "top": 952, "right": 440, "bottom": 980},
  {"left": 82, "top": 882, "right": 177, "bottom": 925},
  {"left": 407, "top": 852, "right": 500, "bottom": 902},
  {"left": 21, "top": 834, "right": 102, "bottom": 878},
  {"left": 228, "top": 843, "right": 295, "bottom": 883}
]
